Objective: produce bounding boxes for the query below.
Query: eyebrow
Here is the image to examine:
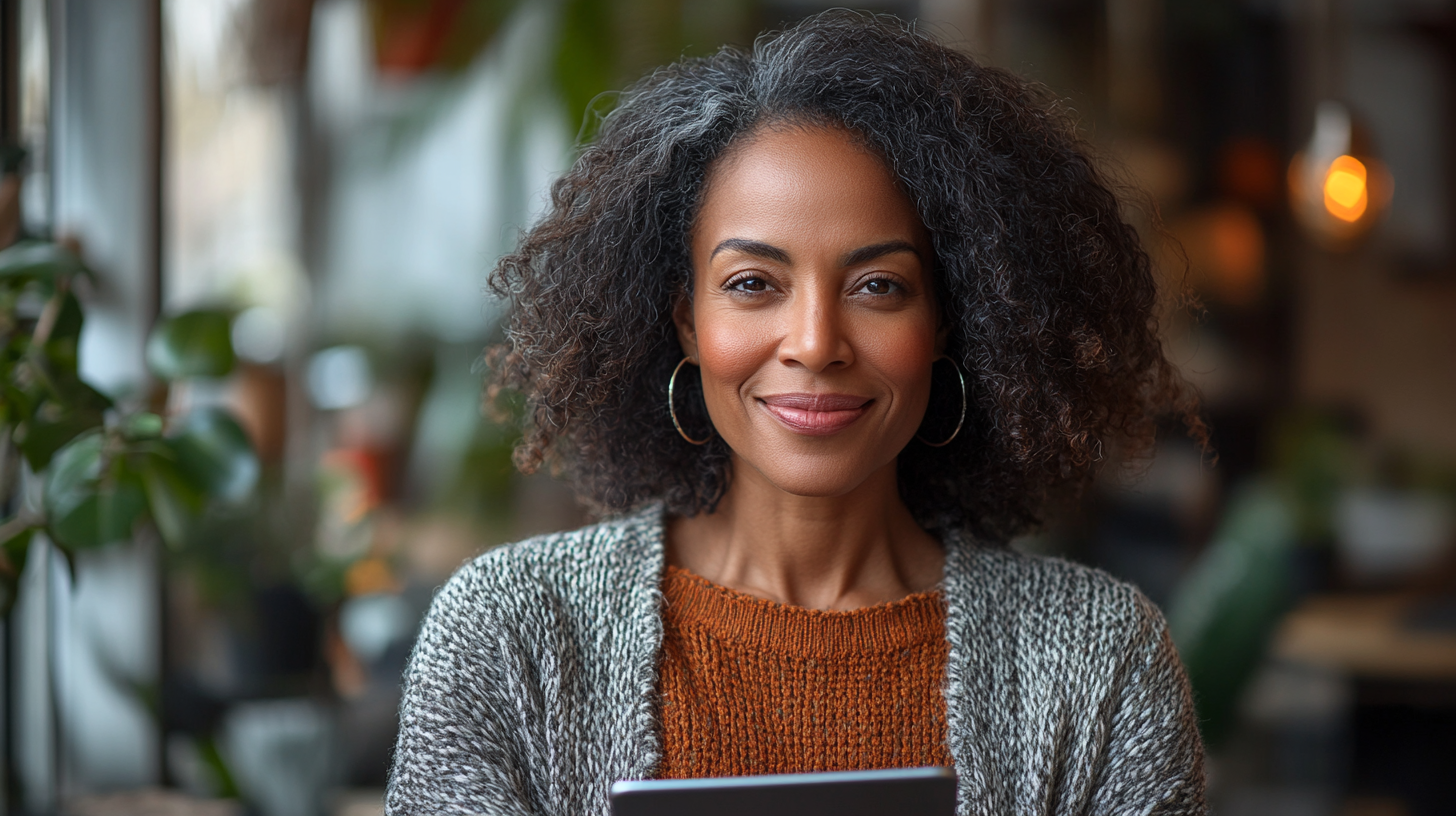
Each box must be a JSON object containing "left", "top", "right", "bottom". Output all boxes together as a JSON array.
[
  {"left": 841, "top": 240, "right": 922, "bottom": 267},
  {"left": 709, "top": 238, "right": 790, "bottom": 263},
  {"left": 708, "top": 238, "right": 922, "bottom": 266}
]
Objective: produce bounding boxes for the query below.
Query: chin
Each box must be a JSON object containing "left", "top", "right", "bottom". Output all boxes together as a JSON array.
[{"left": 741, "top": 452, "right": 890, "bottom": 499}]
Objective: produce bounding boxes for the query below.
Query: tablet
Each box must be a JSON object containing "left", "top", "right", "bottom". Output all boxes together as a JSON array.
[{"left": 610, "top": 765, "right": 957, "bottom": 816}]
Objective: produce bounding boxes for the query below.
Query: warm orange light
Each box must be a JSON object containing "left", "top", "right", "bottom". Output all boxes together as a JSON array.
[{"left": 1322, "top": 154, "right": 1368, "bottom": 223}]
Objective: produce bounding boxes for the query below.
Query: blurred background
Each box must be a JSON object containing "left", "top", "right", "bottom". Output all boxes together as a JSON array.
[{"left": 0, "top": 0, "right": 1453, "bottom": 814}]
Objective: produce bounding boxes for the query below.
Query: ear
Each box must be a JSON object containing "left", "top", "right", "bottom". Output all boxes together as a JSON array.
[{"left": 672, "top": 293, "right": 698, "bottom": 361}]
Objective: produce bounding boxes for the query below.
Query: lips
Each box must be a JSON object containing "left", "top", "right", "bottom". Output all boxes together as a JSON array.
[{"left": 758, "top": 393, "right": 872, "bottom": 436}]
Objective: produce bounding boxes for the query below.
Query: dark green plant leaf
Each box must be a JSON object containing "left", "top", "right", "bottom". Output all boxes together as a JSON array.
[
  {"left": 17, "top": 408, "right": 104, "bottom": 470},
  {"left": 167, "top": 407, "right": 259, "bottom": 503},
  {"left": 0, "top": 572, "right": 18, "bottom": 618},
  {"left": 39, "top": 292, "right": 87, "bottom": 378},
  {"left": 50, "top": 538, "right": 78, "bottom": 584},
  {"left": 0, "top": 526, "right": 36, "bottom": 616},
  {"left": 36, "top": 425, "right": 102, "bottom": 488},
  {"left": 49, "top": 290, "right": 85, "bottom": 343},
  {"left": 145, "top": 310, "right": 236, "bottom": 381},
  {"left": 296, "top": 554, "right": 351, "bottom": 606},
  {"left": 43, "top": 431, "right": 148, "bottom": 549},
  {"left": 1, "top": 383, "right": 34, "bottom": 429},
  {"left": 195, "top": 736, "right": 241, "bottom": 799},
  {"left": 1, "top": 524, "right": 35, "bottom": 570},
  {"left": 9, "top": 351, "right": 112, "bottom": 470},
  {"left": 138, "top": 450, "right": 204, "bottom": 550},
  {"left": 0, "top": 240, "right": 87, "bottom": 287},
  {"left": 55, "top": 375, "right": 114, "bottom": 413}
]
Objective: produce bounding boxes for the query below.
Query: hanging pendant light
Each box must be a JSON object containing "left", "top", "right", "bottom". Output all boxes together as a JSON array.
[{"left": 1288, "top": 101, "right": 1393, "bottom": 248}]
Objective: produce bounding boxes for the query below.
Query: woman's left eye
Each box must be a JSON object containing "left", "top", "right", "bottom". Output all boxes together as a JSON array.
[{"left": 860, "top": 278, "right": 899, "bottom": 295}]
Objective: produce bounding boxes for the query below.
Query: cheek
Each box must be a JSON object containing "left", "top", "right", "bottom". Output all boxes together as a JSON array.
[
  {"left": 692, "top": 309, "right": 774, "bottom": 405},
  {"left": 860, "top": 318, "right": 941, "bottom": 400}
]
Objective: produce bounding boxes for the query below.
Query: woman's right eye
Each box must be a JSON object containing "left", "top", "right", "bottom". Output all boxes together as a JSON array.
[{"left": 730, "top": 277, "right": 769, "bottom": 292}]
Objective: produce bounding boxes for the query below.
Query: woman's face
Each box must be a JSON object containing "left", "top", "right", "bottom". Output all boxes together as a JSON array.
[{"left": 675, "top": 124, "right": 941, "bottom": 498}]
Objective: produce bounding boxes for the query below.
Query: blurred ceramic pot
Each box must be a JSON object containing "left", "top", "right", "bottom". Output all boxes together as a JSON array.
[{"left": 1334, "top": 488, "right": 1455, "bottom": 583}]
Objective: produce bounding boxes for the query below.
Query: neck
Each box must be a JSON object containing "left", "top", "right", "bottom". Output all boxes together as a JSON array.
[{"left": 667, "top": 457, "right": 944, "bottom": 610}]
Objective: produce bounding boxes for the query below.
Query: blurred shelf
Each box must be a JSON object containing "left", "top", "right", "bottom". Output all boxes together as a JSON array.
[{"left": 1271, "top": 594, "right": 1456, "bottom": 681}]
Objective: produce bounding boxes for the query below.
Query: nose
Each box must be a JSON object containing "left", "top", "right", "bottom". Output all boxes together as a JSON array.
[{"left": 777, "top": 287, "right": 854, "bottom": 372}]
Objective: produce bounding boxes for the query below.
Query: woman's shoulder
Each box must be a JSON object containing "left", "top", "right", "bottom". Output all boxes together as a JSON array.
[
  {"left": 459, "top": 504, "right": 660, "bottom": 578},
  {"left": 943, "top": 539, "right": 1185, "bottom": 716},
  {"left": 425, "top": 504, "right": 665, "bottom": 631},
  {"left": 943, "top": 543, "right": 1204, "bottom": 813},
  {"left": 947, "top": 538, "right": 1166, "bottom": 638}
]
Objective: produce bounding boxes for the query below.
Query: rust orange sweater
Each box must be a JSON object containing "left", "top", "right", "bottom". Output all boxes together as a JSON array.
[{"left": 655, "top": 565, "right": 953, "bottom": 779}]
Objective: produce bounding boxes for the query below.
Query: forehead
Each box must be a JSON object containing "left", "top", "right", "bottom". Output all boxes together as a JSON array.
[{"left": 692, "top": 124, "right": 927, "bottom": 254}]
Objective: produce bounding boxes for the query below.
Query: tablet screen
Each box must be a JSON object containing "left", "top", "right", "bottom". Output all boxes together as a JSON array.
[{"left": 610, "top": 765, "right": 957, "bottom": 816}]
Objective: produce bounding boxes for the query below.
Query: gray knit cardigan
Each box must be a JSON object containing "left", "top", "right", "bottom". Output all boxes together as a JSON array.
[{"left": 386, "top": 505, "right": 1206, "bottom": 816}]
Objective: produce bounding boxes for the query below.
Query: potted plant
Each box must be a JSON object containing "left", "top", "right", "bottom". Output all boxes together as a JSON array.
[{"left": 0, "top": 234, "right": 259, "bottom": 812}]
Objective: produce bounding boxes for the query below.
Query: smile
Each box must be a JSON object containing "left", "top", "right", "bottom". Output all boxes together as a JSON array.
[{"left": 757, "top": 393, "right": 872, "bottom": 436}]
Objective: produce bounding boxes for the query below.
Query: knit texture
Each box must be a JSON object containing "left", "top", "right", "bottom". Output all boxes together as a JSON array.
[
  {"left": 656, "top": 565, "right": 953, "bottom": 778},
  {"left": 385, "top": 505, "right": 1207, "bottom": 816}
]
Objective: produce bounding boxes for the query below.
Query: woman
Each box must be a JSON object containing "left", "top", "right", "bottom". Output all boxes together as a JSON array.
[{"left": 387, "top": 11, "right": 1207, "bottom": 816}]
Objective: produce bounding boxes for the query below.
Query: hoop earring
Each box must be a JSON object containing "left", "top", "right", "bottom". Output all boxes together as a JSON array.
[
  {"left": 668, "top": 357, "right": 711, "bottom": 446},
  {"left": 917, "top": 356, "right": 967, "bottom": 448}
]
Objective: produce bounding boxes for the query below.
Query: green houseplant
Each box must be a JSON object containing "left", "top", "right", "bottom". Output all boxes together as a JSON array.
[{"left": 0, "top": 237, "right": 259, "bottom": 614}]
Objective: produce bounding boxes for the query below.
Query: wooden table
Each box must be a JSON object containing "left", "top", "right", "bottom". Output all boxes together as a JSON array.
[
  {"left": 1271, "top": 593, "right": 1456, "bottom": 681},
  {"left": 1262, "top": 594, "right": 1456, "bottom": 816}
]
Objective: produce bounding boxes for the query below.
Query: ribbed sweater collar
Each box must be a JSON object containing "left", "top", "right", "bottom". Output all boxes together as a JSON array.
[{"left": 661, "top": 565, "right": 946, "bottom": 656}]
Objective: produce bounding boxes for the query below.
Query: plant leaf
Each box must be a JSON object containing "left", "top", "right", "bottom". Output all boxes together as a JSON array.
[
  {"left": 1, "top": 383, "right": 33, "bottom": 429},
  {"left": 145, "top": 310, "right": 236, "bottom": 381},
  {"left": 167, "top": 407, "right": 259, "bottom": 503},
  {"left": 17, "top": 408, "right": 104, "bottom": 470},
  {"left": 0, "top": 240, "right": 88, "bottom": 286},
  {"left": 41, "top": 429, "right": 101, "bottom": 521},
  {"left": 50, "top": 538, "right": 78, "bottom": 584},
  {"left": 1, "top": 524, "right": 36, "bottom": 572},
  {"left": 37, "top": 291, "right": 88, "bottom": 381},
  {"left": 195, "top": 735, "right": 241, "bottom": 799},
  {"left": 43, "top": 431, "right": 148, "bottom": 549},
  {"left": 122, "top": 411, "right": 165, "bottom": 441},
  {"left": 137, "top": 450, "right": 204, "bottom": 549},
  {"left": 48, "top": 290, "right": 86, "bottom": 344},
  {"left": 0, "top": 525, "right": 36, "bottom": 617}
]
